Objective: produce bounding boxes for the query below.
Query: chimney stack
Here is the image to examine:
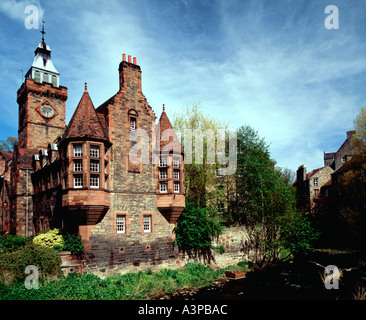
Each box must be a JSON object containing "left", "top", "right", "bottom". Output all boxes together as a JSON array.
[{"left": 119, "top": 53, "right": 142, "bottom": 92}]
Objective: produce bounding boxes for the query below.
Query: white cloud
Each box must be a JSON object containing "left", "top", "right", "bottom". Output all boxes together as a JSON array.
[{"left": 0, "top": 0, "right": 44, "bottom": 23}]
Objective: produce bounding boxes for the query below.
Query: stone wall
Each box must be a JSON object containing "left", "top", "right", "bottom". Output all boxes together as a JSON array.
[
  {"left": 178, "top": 226, "right": 249, "bottom": 269},
  {"left": 80, "top": 193, "right": 180, "bottom": 277}
]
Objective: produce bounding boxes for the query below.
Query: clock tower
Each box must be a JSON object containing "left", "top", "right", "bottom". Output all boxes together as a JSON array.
[{"left": 17, "top": 24, "right": 67, "bottom": 150}]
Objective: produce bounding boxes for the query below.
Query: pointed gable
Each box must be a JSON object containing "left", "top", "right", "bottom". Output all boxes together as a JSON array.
[
  {"left": 63, "top": 84, "right": 108, "bottom": 141},
  {"left": 157, "top": 106, "right": 183, "bottom": 154}
]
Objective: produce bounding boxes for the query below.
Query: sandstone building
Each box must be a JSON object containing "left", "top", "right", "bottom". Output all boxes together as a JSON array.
[
  {"left": 294, "top": 130, "right": 355, "bottom": 213},
  {"left": 0, "top": 33, "right": 185, "bottom": 274}
]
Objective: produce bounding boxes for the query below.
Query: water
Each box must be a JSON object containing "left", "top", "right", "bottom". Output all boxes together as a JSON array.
[{"left": 170, "top": 251, "right": 366, "bottom": 300}]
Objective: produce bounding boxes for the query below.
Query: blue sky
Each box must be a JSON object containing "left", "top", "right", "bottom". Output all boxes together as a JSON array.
[{"left": 0, "top": 0, "right": 365, "bottom": 173}]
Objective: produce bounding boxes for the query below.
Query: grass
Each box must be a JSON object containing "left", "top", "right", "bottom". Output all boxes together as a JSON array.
[{"left": 0, "top": 263, "right": 232, "bottom": 300}]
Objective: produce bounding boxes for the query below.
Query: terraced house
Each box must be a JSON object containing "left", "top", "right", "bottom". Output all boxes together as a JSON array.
[{"left": 0, "top": 32, "right": 185, "bottom": 274}]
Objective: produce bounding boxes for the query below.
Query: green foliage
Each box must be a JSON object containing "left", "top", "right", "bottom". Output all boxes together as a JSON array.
[
  {"left": 174, "top": 202, "right": 222, "bottom": 263},
  {"left": 62, "top": 233, "right": 84, "bottom": 255},
  {"left": 0, "top": 235, "right": 29, "bottom": 253},
  {"left": 280, "top": 211, "right": 321, "bottom": 256},
  {"left": 0, "top": 263, "right": 224, "bottom": 300},
  {"left": 33, "top": 229, "right": 64, "bottom": 250},
  {"left": 0, "top": 243, "right": 62, "bottom": 284},
  {"left": 236, "top": 125, "right": 319, "bottom": 266},
  {"left": 172, "top": 103, "right": 228, "bottom": 208}
]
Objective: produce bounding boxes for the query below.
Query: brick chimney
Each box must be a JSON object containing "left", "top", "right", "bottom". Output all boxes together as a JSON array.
[{"left": 119, "top": 53, "right": 141, "bottom": 92}]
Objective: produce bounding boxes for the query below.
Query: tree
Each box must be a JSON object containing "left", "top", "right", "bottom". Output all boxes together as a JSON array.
[
  {"left": 172, "top": 103, "right": 228, "bottom": 261},
  {"left": 0, "top": 137, "right": 17, "bottom": 152},
  {"left": 236, "top": 126, "right": 318, "bottom": 266},
  {"left": 172, "top": 102, "right": 228, "bottom": 208}
]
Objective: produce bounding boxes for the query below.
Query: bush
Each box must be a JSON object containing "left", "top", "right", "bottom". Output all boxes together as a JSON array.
[
  {"left": 280, "top": 211, "right": 320, "bottom": 257},
  {"left": 0, "top": 242, "right": 62, "bottom": 284},
  {"left": 33, "top": 229, "right": 64, "bottom": 250},
  {"left": 62, "top": 233, "right": 84, "bottom": 255},
  {"left": 0, "top": 235, "right": 29, "bottom": 253},
  {"left": 174, "top": 203, "right": 222, "bottom": 263}
]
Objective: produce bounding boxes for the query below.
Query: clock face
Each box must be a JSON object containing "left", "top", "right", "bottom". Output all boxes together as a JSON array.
[{"left": 41, "top": 104, "right": 54, "bottom": 118}]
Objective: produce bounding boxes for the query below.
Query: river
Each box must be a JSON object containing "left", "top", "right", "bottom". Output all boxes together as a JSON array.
[{"left": 169, "top": 250, "right": 366, "bottom": 300}]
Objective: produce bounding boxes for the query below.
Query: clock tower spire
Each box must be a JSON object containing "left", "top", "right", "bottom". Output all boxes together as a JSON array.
[{"left": 17, "top": 27, "right": 68, "bottom": 150}]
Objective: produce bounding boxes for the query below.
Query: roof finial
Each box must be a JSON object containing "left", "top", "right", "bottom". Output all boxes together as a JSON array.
[
  {"left": 41, "top": 20, "right": 46, "bottom": 43},
  {"left": 163, "top": 104, "right": 165, "bottom": 112},
  {"left": 84, "top": 82, "right": 88, "bottom": 92}
]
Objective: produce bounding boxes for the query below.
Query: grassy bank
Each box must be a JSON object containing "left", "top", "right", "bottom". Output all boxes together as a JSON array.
[{"left": 0, "top": 263, "right": 236, "bottom": 300}]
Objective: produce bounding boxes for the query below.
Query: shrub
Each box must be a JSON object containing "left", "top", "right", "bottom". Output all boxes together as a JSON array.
[
  {"left": 0, "top": 242, "right": 62, "bottom": 284},
  {"left": 33, "top": 229, "right": 64, "bottom": 250},
  {"left": 174, "top": 203, "right": 222, "bottom": 263},
  {"left": 62, "top": 233, "right": 84, "bottom": 255},
  {"left": 0, "top": 235, "right": 29, "bottom": 253}
]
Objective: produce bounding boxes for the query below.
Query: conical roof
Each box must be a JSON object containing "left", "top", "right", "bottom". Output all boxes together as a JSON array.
[
  {"left": 62, "top": 84, "right": 108, "bottom": 141},
  {"left": 157, "top": 105, "right": 183, "bottom": 153}
]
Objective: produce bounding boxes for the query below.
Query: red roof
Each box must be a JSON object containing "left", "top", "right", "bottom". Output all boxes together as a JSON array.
[
  {"left": 15, "top": 146, "right": 38, "bottom": 169},
  {"left": 62, "top": 86, "right": 108, "bottom": 141},
  {"left": 156, "top": 107, "right": 183, "bottom": 154}
]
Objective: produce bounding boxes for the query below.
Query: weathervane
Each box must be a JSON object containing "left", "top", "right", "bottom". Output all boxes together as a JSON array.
[{"left": 40, "top": 20, "right": 46, "bottom": 42}]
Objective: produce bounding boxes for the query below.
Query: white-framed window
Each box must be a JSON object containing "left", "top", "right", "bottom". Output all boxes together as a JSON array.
[
  {"left": 130, "top": 117, "right": 136, "bottom": 131},
  {"left": 143, "top": 215, "right": 151, "bottom": 233},
  {"left": 160, "top": 182, "right": 168, "bottom": 193},
  {"left": 74, "top": 159, "right": 83, "bottom": 172},
  {"left": 313, "top": 177, "right": 318, "bottom": 187},
  {"left": 90, "top": 145, "right": 100, "bottom": 158},
  {"left": 116, "top": 215, "right": 126, "bottom": 234},
  {"left": 90, "top": 160, "right": 100, "bottom": 172},
  {"left": 73, "top": 174, "right": 83, "bottom": 188},
  {"left": 73, "top": 144, "right": 83, "bottom": 157},
  {"left": 173, "top": 158, "right": 180, "bottom": 168},
  {"left": 173, "top": 170, "right": 180, "bottom": 180},
  {"left": 159, "top": 169, "right": 167, "bottom": 180},
  {"left": 159, "top": 157, "right": 167, "bottom": 167},
  {"left": 90, "top": 174, "right": 99, "bottom": 188},
  {"left": 174, "top": 181, "right": 180, "bottom": 193}
]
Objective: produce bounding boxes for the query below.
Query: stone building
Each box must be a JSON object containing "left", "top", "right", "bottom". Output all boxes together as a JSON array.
[
  {"left": 294, "top": 165, "right": 334, "bottom": 212},
  {"left": 294, "top": 130, "right": 356, "bottom": 214},
  {"left": 0, "top": 32, "right": 185, "bottom": 274}
]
